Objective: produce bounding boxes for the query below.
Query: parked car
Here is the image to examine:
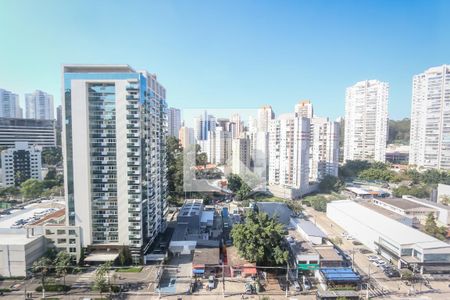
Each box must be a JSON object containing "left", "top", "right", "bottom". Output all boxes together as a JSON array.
[
  {"left": 245, "top": 283, "right": 254, "bottom": 294},
  {"left": 208, "top": 275, "right": 215, "bottom": 289},
  {"left": 367, "top": 255, "right": 379, "bottom": 262},
  {"left": 384, "top": 268, "right": 400, "bottom": 278},
  {"left": 293, "top": 280, "right": 302, "bottom": 292}
]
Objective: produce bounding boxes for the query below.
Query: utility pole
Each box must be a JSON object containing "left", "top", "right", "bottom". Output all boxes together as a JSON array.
[
  {"left": 285, "top": 261, "right": 289, "bottom": 297},
  {"left": 222, "top": 261, "right": 225, "bottom": 298},
  {"left": 366, "top": 264, "right": 371, "bottom": 300}
]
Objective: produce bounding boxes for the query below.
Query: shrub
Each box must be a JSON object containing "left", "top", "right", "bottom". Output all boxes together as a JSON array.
[{"left": 35, "top": 284, "right": 71, "bottom": 292}]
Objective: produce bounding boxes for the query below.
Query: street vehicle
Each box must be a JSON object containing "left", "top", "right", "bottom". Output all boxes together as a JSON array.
[
  {"left": 208, "top": 275, "right": 215, "bottom": 289},
  {"left": 293, "top": 280, "right": 302, "bottom": 292}
]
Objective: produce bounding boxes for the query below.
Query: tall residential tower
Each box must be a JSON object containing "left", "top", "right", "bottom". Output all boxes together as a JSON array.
[
  {"left": 62, "top": 65, "right": 168, "bottom": 261},
  {"left": 25, "top": 90, "right": 54, "bottom": 120},
  {"left": 344, "top": 80, "right": 388, "bottom": 162},
  {"left": 409, "top": 65, "right": 450, "bottom": 170}
]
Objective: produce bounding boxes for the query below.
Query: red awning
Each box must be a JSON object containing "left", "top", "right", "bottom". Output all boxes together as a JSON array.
[
  {"left": 193, "top": 264, "right": 205, "bottom": 269},
  {"left": 242, "top": 265, "right": 257, "bottom": 275}
]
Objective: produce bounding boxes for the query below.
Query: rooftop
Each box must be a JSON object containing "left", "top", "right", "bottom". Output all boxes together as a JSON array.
[
  {"left": 63, "top": 64, "right": 135, "bottom": 73},
  {"left": 359, "top": 201, "right": 415, "bottom": 223},
  {"left": 345, "top": 186, "right": 371, "bottom": 195},
  {"left": 291, "top": 218, "right": 327, "bottom": 238},
  {"left": 179, "top": 199, "right": 203, "bottom": 217},
  {"left": 328, "top": 200, "right": 450, "bottom": 249},
  {"left": 0, "top": 233, "right": 42, "bottom": 245},
  {"left": 193, "top": 247, "right": 220, "bottom": 265},
  {"left": 226, "top": 246, "right": 254, "bottom": 267},
  {"left": 373, "top": 198, "right": 432, "bottom": 211},
  {"left": 256, "top": 202, "right": 293, "bottom": 226},
  {"left": 320, "top": 268, "right": 361, "bottom": 283},
  {"left": 315, "top": 246, "right": 343, "bottom": 262}
]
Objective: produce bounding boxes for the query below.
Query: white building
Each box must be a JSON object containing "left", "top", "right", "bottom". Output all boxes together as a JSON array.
[
  {"left": 25, "top": 90, "right": 54, "bottom": 120},
  {"left": 232, "top": 136, "right": 251, "bottom": 175},
  {"left": 0, "top": 88, "right": 21, "bottom": 118},
  {"left": 327, "top": 200, "right": 450, "bottom": 273},
  {"left": 167, "top": 107, "right": 181, "bottom": 137},
  {"left": 294, "top": 100, "right": 313, "bottom": 119},
  {"left": 409, "top": 65, "right": 450, "bottom": 170},
  {"left": 230, "top": 113, "right": 243, "bottom": 139},
  {"left": 257, "top": 105, "right": 274, "bottom": 132},
  {"left": 344, "top": 80, "right": 388, "bottom": 162},
  {"left": 1, "top": 142, "right": 42, "bottom": 187},
  {"left": 0, "top": 232, "right": 46, "bottom": 277},
  {"left": 0, "top": 118, "right": 56, "bottom": 149},
  {"left": 194, "top": 111, "right": 216, "bottom": 141},
  {"left": 268, "top": 113, "right": 310, "bottom": 199},
  {"left": 214, "top": 128, "right": 232, "bottom": 165},
  {"left": 62, "top": 65, "right": 168, "bottom": 262},
  {"left": 309, "top": 117, "right": 340, "bottom": 181},
  {"left": 179, "top": 126, "right": 195, "bottom": 149}
]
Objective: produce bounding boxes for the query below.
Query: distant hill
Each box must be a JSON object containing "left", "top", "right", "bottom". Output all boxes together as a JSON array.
[{"left": 388, "top": 118, "right": 410, "bottom": 145}]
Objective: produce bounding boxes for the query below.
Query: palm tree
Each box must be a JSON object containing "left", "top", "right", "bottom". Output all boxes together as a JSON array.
[
  {"left": 54, "top": 251, "right": 72, "bottom": 290},
  {"left": 32, "top": 257, "right": 52, "bottom": 299}
]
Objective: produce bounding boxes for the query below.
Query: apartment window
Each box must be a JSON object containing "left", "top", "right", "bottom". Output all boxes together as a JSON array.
[
  {"left": 57, "top": 229, "right": 66, "bottom": 235},
  {"left": 69, "top": 229, "right": 76, "bottom": 235}
]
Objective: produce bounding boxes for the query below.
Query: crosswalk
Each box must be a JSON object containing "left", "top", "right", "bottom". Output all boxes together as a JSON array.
[{"left": 72, "top": 269, "right": 97, "bottom": 288}]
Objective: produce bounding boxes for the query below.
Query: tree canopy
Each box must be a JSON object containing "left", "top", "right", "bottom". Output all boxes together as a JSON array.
[
  {"left": 318, "top": 175, "right": 344, "bottom": 193},
  {"left": 21, "top": 179, "right": 45, "bottom": 199},
  {"left": 231, "top": 211, "right": 288, "bottom": 266}
]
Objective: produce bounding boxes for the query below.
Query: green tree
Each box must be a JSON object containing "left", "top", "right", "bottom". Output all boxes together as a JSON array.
[
  {"left": 54, "top": 251, "right": 73, "bottom": 289},
  {"left": 227, "top": 174, "right": 243, "bottom": 192},
  {"left": 20, "top": 179, "right": 45, "bottom": 199},
  {"left": 318, "top": 175, "right": 344, "bottom": 193},
  {"left": 41, "top": 147, "right": 63, "bottom": 166},
  {"left": 166, "top": 136, "right": 184, "bottom": 203},
  {"left": 358, "top": 167, "right": 396, "bottom": 182},
  {"left": 236, "top": 182, "right": 252, "bottom": 200},
  {"left": 392, "top": 185, "right": 430, "bottom": 198},
  {"left": 0, "top": 186, "right": 20, "bottom": 200},
  {"left": 32, "top": 256, "right": 52, "bottom": 299},
  {"left": 338, "top": 160, "right": 372, "bottom": 178},
  {"left": 388, "top": 118, "right": 411, "bottom": 145},
  {"left": 93, "top": 261, "right": 112, "bottom": 296},
  {"left": 45, "top": 168, "right": 57, "bottom": 180},
  {"left": 231, "top": 211, "right": 288, "bottom": 266},
  {"left": 424, "top": 213, "right": 447, "bottom": 240},
  {"left": 119, "top": 246, "right": 132, "bottom": 266},
  {"left": 330, "top": 236, "right": 343, "bottom": 246}
]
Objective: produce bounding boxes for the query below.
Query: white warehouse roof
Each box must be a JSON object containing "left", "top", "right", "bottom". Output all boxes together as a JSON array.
[{"left": 327, "top": 200, "right": 449, "bottom": 250}]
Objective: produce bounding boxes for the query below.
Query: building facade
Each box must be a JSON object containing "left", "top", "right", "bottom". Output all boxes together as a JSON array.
[
  {"left": 409, "top": 65, "right": 450, "bottom": 170},
  {"left": 0, "top": 89, "right": 21, "bottom": 118},
  {"left": 167, "top": 107, "right": 181, "bottom": 137},
  {"left": 1, "top": 142, "right": 42, "bottom": 187},
  {"left": 257, "top": 105, "right": 275, "bottom": 132},
  {"left": 179, "top": 126, "right": 195, "bottom": 149},
  {"left": 62, "top": 65, "right": 168, "bottom": 261},
  {"left": 309, "top": 117, "right": 340, "bottom": 181},
  {"left": 25, "top": 90, "right": 54, "bottom": 120},
  {"left": 344, "top": 80, "right": 388, "bottom": 162},
  {"left": 0, "top": 118, "right": 56, "bottom": 148},
  {"left": 268, "top": 113, "right": 310, "bottom": 198}
]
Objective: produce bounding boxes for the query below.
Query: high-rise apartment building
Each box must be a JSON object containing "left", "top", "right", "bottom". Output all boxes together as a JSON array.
[
  {"left": 230, "top": 113, "right": 243, "bottom": 138},
  {"left": 178, "top": 126, "right": 195, "bottom": 149},
  {"left": 56, "top": 105, "right": 63, "bottom": 129},
  {"left": 0, "top": 89, "right": 21, "bottom": 118},
  {"left": 268, "top": 113, "right": 310, "bottom": 198},
  {"left": 257, "top": 105, "right": 274, "bottom": 132},
  {"left": 309, "top": 117, "right": 340, "bottom": 181},
  {"left": 294, "top": 100, "right": 313, "bottom": 119},
  {"left": 62, "top": 65, "right": 168, "bottom": 261},
  {"left": 25, "top": 90, "right": 54, "bottom": 120},
  {"left": 194, "top": 111, "right": 216, "bottom": 141},
  {"left": 409, "top": 65, "right": 450, "bottom": 170},
  {"left": 344, "top": 80, "right": 388, "bottom": 162},
  {"left": 1, "top": 142, "right": 42, "bottom": 187},
  {"left": 167, "top": 107, "right": 181, "bottom": 137},
  {"left": 232, "top": 136, "right": 251, "bottom": 175}
]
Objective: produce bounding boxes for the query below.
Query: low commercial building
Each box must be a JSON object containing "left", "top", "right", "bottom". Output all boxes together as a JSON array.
[
  {"left": 315, "top": 246, "right": 344, "bottom": 268},
  {"left": 318, "top": 268, "right": 361, "bottom": 291},
  {"left": 372, "top": 197, "right": 437, "bottom": 224},
  {"left": 402, "top": 195, "right": 450, "bottom": 226},
  {"left": 290, "top": 218, "right": 327, "bottom": 245},
  {"left": 343, "top": 187, "right": 373, "bottom": 199},
  {"left": 0, "top": 232, "right": 46, "bottom": 277},
  {"left": 226, "top": 246, "right": 257, "bottom": 278},
  {"left": 0, "top": 118, "right": 56, "bottom": 149},
  {"left": 327, "top": 200, "right": 450, "bottom": 273},
  {"left": 169, "top": 199, "right": 219, "bottom": 255},
  {"left": 359, "top": 201, "right": 417, "bottom": 227},
  {"left": 192, "top": 247, "right": 220, "bottom": 277}
]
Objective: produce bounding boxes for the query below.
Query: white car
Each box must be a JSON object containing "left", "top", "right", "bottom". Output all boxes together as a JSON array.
[
  {"left": 346, "top": 235, "right": 354, "bottom": 240},
  {"left": 367, "top": 255, "right": 379, "bottom": 262}
]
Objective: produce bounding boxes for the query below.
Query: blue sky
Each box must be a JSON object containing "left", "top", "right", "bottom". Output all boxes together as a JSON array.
[{"left": 0, "top": 0, "right": 448, "bottom": 120}]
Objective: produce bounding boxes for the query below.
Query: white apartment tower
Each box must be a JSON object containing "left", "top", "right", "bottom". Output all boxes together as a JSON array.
[
  {"left": 1, "top": 142, "right": 42, "bottom": 187},
  {"left": 295, "top": 100, "right": 314, "bottom": 119},
  {"left": 0, "top": 89, "right": 21, "bottom": 118},
  {"left": 167, "top": 107, "right": 181, "bottom": 137},
  {"left": 178, "top": 126, "right": 195, "bottom": 149},
  {"left": 232, "top": 136, "right": 251, "bottom": 175},
  {"left": 257, "top": 105, "right": 275, "bottom": 132},
  {"left": 268, "top": 113, "right": 310, "bottom": 197},
  {"left": 409, "top": 65, "right": 450, "bottom": 170},
  {"left": 62, "top": 65, "right": 168, "bottom": 261},
  {"left": 344, "top": 80, "right": 388, "bottom": 162},
  {"left": 25, "top": 90, "right": 54, "bottom": 120},
  {"left": 310, "top": 117, "right": 340, "bottom": 181}
]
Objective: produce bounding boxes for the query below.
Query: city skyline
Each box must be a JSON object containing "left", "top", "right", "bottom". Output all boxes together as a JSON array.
[{"left": 1, "top": 1, "right": 449, "bottom": 120}]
